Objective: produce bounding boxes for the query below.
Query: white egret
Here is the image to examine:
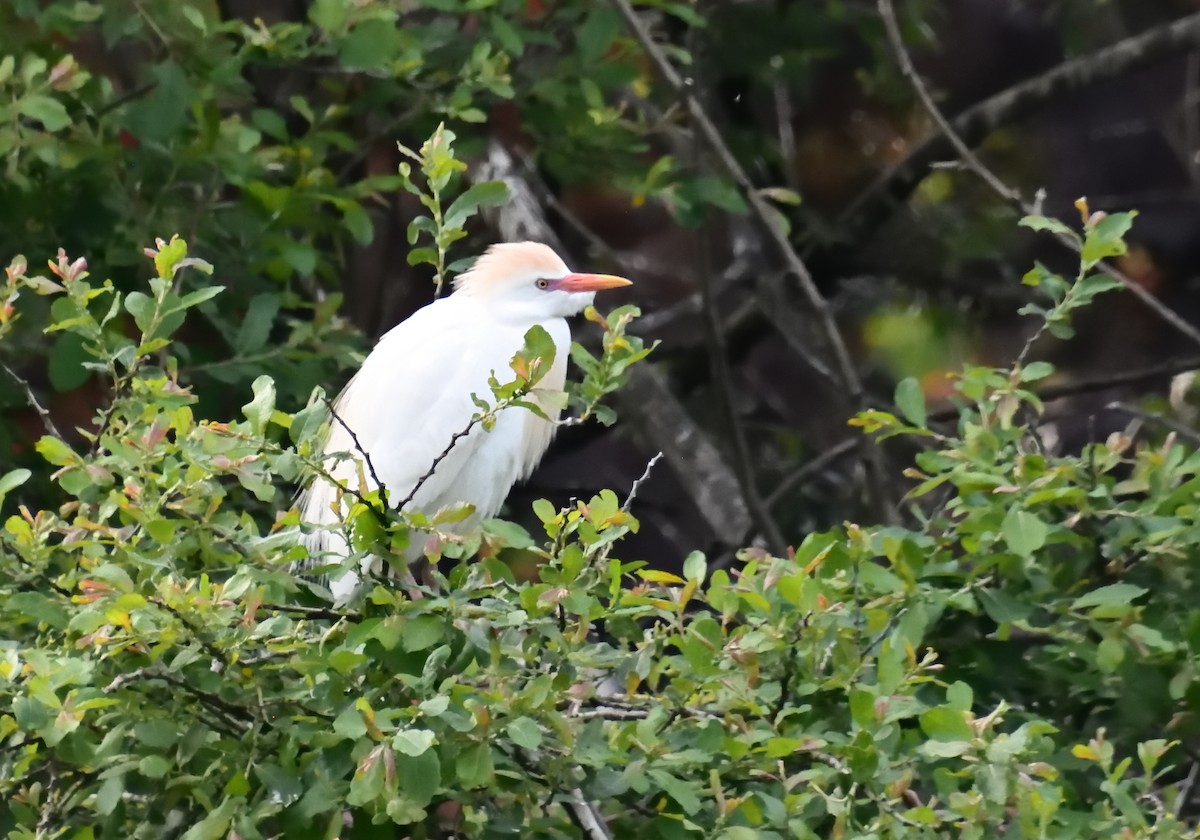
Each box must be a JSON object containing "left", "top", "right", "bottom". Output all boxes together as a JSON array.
[{"left": 298, "top": 241, "right": 632, "bottom": 601}]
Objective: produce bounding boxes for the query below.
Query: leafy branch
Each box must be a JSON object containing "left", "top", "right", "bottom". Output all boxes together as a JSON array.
[{"left": 397, "top": 122, "right": 509, "bottom": 296}]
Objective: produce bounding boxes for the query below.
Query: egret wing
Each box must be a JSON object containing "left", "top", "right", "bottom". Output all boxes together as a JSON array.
[{"left": 299, "top": 297, "right": 528, "bottom": 532}]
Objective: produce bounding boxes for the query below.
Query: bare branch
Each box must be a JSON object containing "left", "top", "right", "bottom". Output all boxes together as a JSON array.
[
  {"left": 618, "top": 365, "right": 752, "bottom": 543},
  {"left": 610, "top": 0, "right": 890, "bottom": 523},
  {"left": 323, "top": 395, "right": 388, "bottom": 507},
  {"left": 765, "top": 438, "right": 861, "bottom": 511},
  {"left": 691, "top": 211, "right": 787, "bottom": 554},
  {"left": 876, "top": 0, "right": 1200, "bottom": 352},
  {"left": 565, "top": 788, "right": 614, "bottom": 840},
  {"left": 607, "top": 0, "right": 863, "bottom": 406},
  {"left": 843, "top": 11, "right": 1200, "bottom": 246},
  {"left": 622, "top": 451, "right": 663, "bottom": 513},
  {"left": 396, "top": 416, "right": 482, "bottom": 512},
  {"left": 259, "top": 602, "right": 362, "bottom": 622},
  {"left": 1, "top": 362, "right": 62, "bottom": 439},
  {"left": 1107, "top": 401, "right": 1200, "bottom": 447}
]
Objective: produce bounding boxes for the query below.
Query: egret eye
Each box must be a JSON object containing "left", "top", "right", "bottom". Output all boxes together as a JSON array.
[{"left": 535, "top": 278, "right": 550, "bottom": 289}]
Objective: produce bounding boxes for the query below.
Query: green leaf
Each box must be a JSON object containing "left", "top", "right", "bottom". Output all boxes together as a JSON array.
[
  {"left": 290, "top": 393, "right": 328, "bottom": 446},
  {"left": 682, "top": 551, "right": 706, "bottom": 583},
  {"left": 1002, "top": 509, "right": 1047, "bottom": 558},
  {"left": 19, "top": 94, "right": 70, "bottom": 131},
  {"left": 1072, "top": 583, "right": 1148, "bottom": 610},
  {"left": 506, "top": 717, "right": 542, "bottom": 750},
  {"left": 577, "top": 7, "right": 621, "bottom": 66},
  {"left": 395, "top": 747, "right": 441, "bottom": 808},
  {"left": 338, "top": 18, "right": 400, "bottom": 70},
  {"left": 124, "top": 291, "right": 157, "bottom": 334},
  {"left": 347, "top": 746, "right": 388, "bottom": 806},
  {"left": 48, "top": 332, "right": 92, "bottom": 391},
  {"left": 0, "top": 468, "right": 31, "bottom": 508},
  {"left": 455, "top": 743, "right": 494, "bottom": 788},
  {"left": 176, "top": 285, "right": 222, "bottom": 310},
  {"left": 482, "top": 518, "right": 535, "bottom": 550},
  {"left": 309, "top": 0, "right": 348, "bottom": 31},
  {"left": 1019, "top": 215, "right": 1075, "bottom": 237},
  {"left": 894, "top": 377, "right": 926, "bottom": 427},
  {"left": 342, "top": 202, "right": 374, "bottom": 245},
  {"left": 402, "top": 616, "right": 445, "bottom": 652},
  {"left": 138, "top": 755, "right": 171, "bottom": 778},
  {"left": 36, "top": 436, "right": 76, "bottom": 467},
  {"left": 443, "top": 181, "right": 509, "bottom": 231},
  {"left": 647, "top": 769, "right": 702, "bottom": 815},
  {"left": 242, "top": 375, "right": 276, "bottom": 435},
  {"left": 1081, "top": 211, "right": 1137, "bottom": 264},
  {"left": 393, "top": 728, "right": 436, "bottom": 757},
  {"left": 235, "top": 293, "right": 280, "bottom": 355},
  {"left": 1019, "top": 361, "right": 1055, "bottom": 382},
  {"left": 947, "top": 681, "right": 973, "bottom": 711},
  {"left": 976, "top": 588, "right": 1031, "bottom": 624},
  {"left": 511, "top": 324, "right": 557, "bottom": 386},
  {"left": 918, "top": 706, "right": 974, "bottom": 742},
  {"left": 181, "top": 796, "right": 240, "bottom": 840},
  {"left": 333, "top": 705, "right": 368, "bottom": 741},
  {"left": 134, "top": 719, "right": 179, "bottom": 748},
  {"left": 1096, "top": 637, "right": 1125, "bottom": 673}
]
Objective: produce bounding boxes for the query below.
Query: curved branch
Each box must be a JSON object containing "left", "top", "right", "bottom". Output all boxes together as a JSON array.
[
  {"left": 842, "top": 10, "right": 1200, "bottom": 246},
  {"left": 610, "top": 0, "right": 893, "bottom": 525},
  {"left": 876, "top": 0, "right": 1200, "bottom": 351}
]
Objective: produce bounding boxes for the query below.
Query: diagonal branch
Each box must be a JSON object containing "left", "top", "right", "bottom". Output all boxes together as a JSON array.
[
  {"left": 607, "top": 0, "right": 863, "bottom": 408},
  {"left": 610, "top": 0, "right": 892, "bottom": 525},
  {"left": 877, "top": 0, "right": 1200, "bottom": 352},
  {"left": 2, "top": 362, "right": 62, "bottom": 439},
  {"left": 842, "top": 10, "right": 1200, "bottom": 247}
]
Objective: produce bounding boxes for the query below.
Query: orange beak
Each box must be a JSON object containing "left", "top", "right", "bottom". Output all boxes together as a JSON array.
[{"left": 555, "top": 273, "right": 632, "bottom": 292}]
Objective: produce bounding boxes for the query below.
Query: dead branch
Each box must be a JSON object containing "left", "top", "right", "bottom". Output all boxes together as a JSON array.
[
  {"left": 842, "top": 10, "right": 1200, "bottom": 247},
  {"left": 876, "top": 0, "right": 1200, "bottom": 353},
  {"left": 610, "top": 0, "right": 892, "bottom": 525},
  {"left": 2, "top": 362, "right": 62, "bottom": 439},
  {"left": 618, "top": 364, "right": 753, "bottom": 544}
]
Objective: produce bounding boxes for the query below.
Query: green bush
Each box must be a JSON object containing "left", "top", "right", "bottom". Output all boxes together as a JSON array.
[{"left": 3, "top": 169, "right": 1199, "bottom": 837}]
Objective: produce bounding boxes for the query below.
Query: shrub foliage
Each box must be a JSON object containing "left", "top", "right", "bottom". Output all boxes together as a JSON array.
[{"left": 3, "top": 170, "right": 1200, "bottom": 838}]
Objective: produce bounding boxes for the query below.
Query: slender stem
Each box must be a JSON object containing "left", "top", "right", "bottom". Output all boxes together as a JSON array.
[
  {"left": 609, "top": 0, "right": 891, "bottom": 525},
  {"left": 877, "top": 0, "right": 1200, "bottom": 352},
  {"left": 2, "top": 362, "right": 62, "bottom": 439}
]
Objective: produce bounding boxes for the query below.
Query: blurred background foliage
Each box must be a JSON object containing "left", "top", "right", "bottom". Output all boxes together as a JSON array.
[{"left": 6, "top": 0, "right": 1200, "bottom": 582}]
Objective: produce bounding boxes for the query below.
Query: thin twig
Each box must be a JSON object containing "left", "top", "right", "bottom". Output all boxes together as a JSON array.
[
  {"left": 691, "top": 159, "right": 787, "bottom": 552},
  {"left": 259, "top": 602, "right": 361, "bottom": 622},
  {"left": 396, "top": 417, "right": 481, "bottom": 511},
  {"left": 88, "top": 378, "right": 131, "bottom": 457},
  {"left": 877, "top": 0, "right": 1200, "bottom": 352},
  {"left": 1107, "top": 401, "right": 1200, "bottom": 447},
  {"left": 765, "top": 352, "right": 1200, "bottom": 509},
  {"left": 841, "top": 11, "right": 1200, "bottom": 246},
  {"left": 1175, "top": 760, "right": 1200, "bottom": 817},
  {"left": 570, "top": 706, "right": 650, "bottom": 721},
  {"left": 608, "top": 0, "right": 887, "bottom": 516},
  {"left": 1, "top": 362, "right": 62, "bottom": 439},
  {"left": 622, "top": 452, "right": 663, "bottom": 512},
  {"left": 608, "top": 0, "right": 861, "bottom": 390},
  {"left": 683, "top": 15, "right": 784, "bottom": 552},
  {"left": 102, "top": 666, "right": 252, "bottom": 734},
  {"left": 765, "top": 438, "right": 859, "bottom": 509},
  {"left": 323, "top": 396, "right": 387, "bottom": 504}
]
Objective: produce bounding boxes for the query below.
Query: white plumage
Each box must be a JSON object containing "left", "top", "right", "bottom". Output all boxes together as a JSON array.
[{"left": 298, "top": 241, "right": 631, "bottom": 601}]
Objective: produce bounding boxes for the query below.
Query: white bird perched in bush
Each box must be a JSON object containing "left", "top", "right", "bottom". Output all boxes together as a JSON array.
[{"left": 298, "top": 241, "right": 632, "bottom": 602}]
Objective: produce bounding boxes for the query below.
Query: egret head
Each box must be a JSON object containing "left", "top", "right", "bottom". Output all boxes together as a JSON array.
[{"left": 453, "top": 242, "right": 631, "bottom": 320}]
